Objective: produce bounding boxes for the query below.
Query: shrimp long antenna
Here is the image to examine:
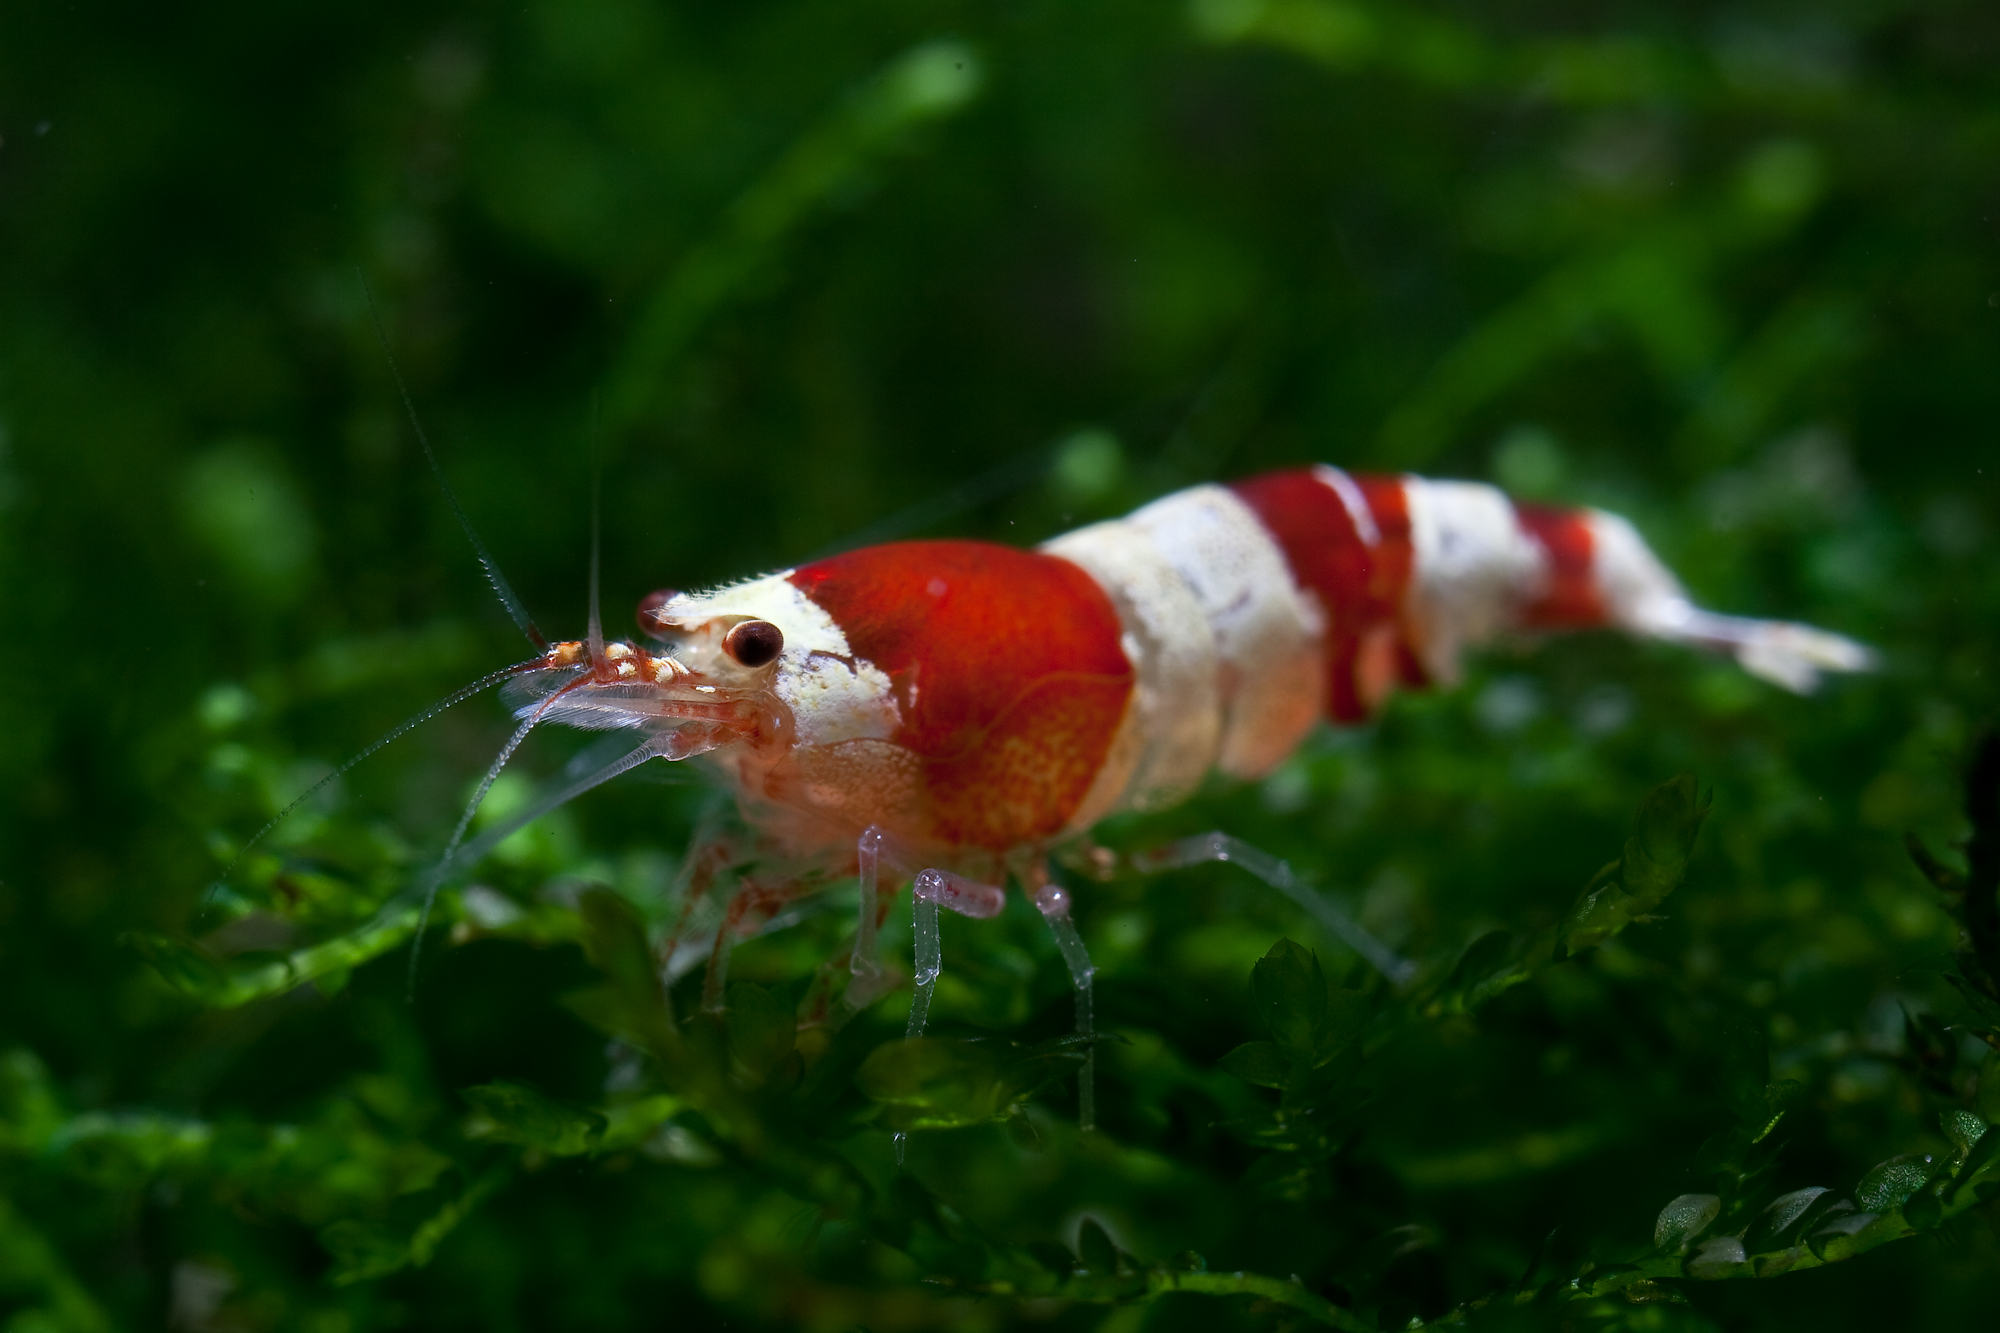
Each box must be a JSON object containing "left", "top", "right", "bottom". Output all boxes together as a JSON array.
[
  {"left": 356, "top": 271, "right": 548, "bottom": 651},
  {"left": 201, "top": 657, "right": 543, "bottom": 920},
  {"left": 405, "top": 728, "right": 674, "bottom": 993},
  {"left": 406, "top": 668, "right": 589, "bottom": 986},
  {"left": 585, "top": 392, "right": 606, "bottom": 667}
]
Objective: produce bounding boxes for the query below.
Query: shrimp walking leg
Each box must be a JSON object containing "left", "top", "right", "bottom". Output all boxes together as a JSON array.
[
  {"left": 845, "top": 826, "right": 891, "bottom": 1009},
  {"left": 1135, "top": 833, "right": 1415, "bottom": 986},
  {"left": 701, "top": 880, "right": 795, "bottom": 1012},
  {"left": 657, "top": 834, "right": 737, "bottom": 988},
  {"left": 1032, "top": 882, "right": 1098, "bottom": 1133},
  {"left": 903, "top": 868, "right": 1006, "bottom": 1039}
]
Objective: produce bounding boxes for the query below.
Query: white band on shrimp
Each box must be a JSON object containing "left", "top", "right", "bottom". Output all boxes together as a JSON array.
[
  {"left": 1122, "top": 485, "right": 1326, "bottom": 779},
  {"left": 1403, "top": 477, "right": 1548, "bottom": 682},
  {"left": 1043, "top": 520, "right": 1221, "bottom": 820}
]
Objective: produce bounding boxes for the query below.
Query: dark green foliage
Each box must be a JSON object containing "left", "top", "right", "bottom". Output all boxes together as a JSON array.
[{"left": 3, "top": 1, "right": 1999, "bottom": 1329}]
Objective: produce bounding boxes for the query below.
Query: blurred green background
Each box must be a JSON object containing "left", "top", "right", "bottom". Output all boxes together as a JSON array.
[{"left": 3, "top": 1, "right": 1998, "bottom": 1329}]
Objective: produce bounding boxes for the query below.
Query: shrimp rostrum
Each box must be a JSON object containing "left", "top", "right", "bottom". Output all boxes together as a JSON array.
[{"left": 462, "top": 467, "right": 1872, "bottom": 1127}]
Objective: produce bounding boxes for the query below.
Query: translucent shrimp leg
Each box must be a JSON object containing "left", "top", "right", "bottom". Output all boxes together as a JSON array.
[
  {"left": 845, "top": 826, "right": 891, "bottom": 1010},
  {"left": 889, "top": 866, "right": 1007, "bottom": 1165},
  {"left": 1135, "top": 833, "right": 1415, "bottom": 987},
  {"left": 903, "top": 868, "right": 1005, "bottom": 1039},
  {"left": 702, "top": 880, "right": 787, "bottom": 1013},
  {"left": 1032, "top": 881, "right": 1098, "bottom": 1132}
]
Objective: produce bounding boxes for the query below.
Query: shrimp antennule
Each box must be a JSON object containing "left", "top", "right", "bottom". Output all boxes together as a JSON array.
[
  {"left": 358, "top": 272, "right": 547, "bottom": 650},
  {"left": 203, "top": 656, "right": 549, "bottom": 920},
  {"left": 403, "top": 706, "right": 686, "bottom": 991}
]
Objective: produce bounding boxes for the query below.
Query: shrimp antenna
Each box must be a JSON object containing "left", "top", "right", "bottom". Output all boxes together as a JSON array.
[
  {"left": 406, "top": 727, "right": 676, "bottom": 993},
  {"left": 585, "top": 391, "right": 606, "bottom": 667},
  {"left": 356, "top": 271, "right": 549, "bottom": 651},
  {"left": 405, "top": 706, "right": 545, "bottom": 990},
  {"left": 200, "top": 656, "right": 543, "bottom": 921}
]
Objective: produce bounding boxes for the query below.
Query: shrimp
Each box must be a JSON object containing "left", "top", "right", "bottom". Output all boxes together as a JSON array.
[{"left": 443, "top": 466, "right": 1872, "bottom": 1130}]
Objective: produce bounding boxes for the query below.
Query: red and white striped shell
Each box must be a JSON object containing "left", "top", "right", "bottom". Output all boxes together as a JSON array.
[{"left": 519, "top": 466, "right": 1870, "bottom": 869}]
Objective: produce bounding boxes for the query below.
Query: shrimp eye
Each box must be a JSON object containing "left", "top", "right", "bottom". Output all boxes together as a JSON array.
[
  {"left": 723, "top": 619, "right": 784, "bottom": 668},
  {"left": 636, "top": 588, "right": 680, "bottom": 638}
]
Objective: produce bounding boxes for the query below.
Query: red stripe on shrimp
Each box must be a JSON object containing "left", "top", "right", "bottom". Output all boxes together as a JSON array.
[
  {"left": 1230, "top": 468, "right": 1426, "bottom": 722},
  {"left": 1512, "top": 504, "right": 1606, "bottom": 629},
  {"left": 788, "top": 541, "right": 1134, "bottom": 850}
]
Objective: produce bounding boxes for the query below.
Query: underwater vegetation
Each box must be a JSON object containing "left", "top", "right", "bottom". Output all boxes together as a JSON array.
[{"left": 3, "top": 1, "right": 1997, "bottom": 1329}]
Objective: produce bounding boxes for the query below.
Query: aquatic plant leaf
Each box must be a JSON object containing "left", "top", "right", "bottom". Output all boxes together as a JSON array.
[
  {"left": 1951, "top": 1117, "right": 2000, "bottom": 1200},
  {"left": 856, "top": 1037, "right": 1074, "bottom": 1131},
  {"left": 1683, "top": 1234, "right": 1747, "bottom": 1278},
  {"left": 1076, "top": 1216, "right": 1120, "bottom": 1276},
  {"left": 723, "top": 981, "right": 798, "bottom": 1082},
  {"left": 319, "top": 1166, "right": 510, "bottom": 1284},
  {"left": 462, "top": 1082, "right": 606, "bottom": 1157},
  {"left": 573, "top": 888, "right": 678, "bottom": 1055},
  {"left": 1444, "top": 929, "right": 1516, "bottom": 995},
  {"left": 1901, "top": 1186, "right": 1943, "bottom": 1231},
  {"left": 1252, "top": 939, "right": 1327, "bottom": 1053},
  {"left": 1853, "top": 1153, "right": 1935, "bottom": 1211},
  {"left": 1745, "top": 1186, "right": 1829, "bottom": 1250},
  {"left": 320, "top": 1219, "right": 409, "bottom": 1285},
  {"left": 1940, "top": 1109, "right": 1987, "bottom": 1160},
  {"left": 1653, "top": 1193, "right": 1720, "bottom": 1253},
  {"left": 1565, "top": 775, "right": 1708, "bottom": 953},
  {"left": 1220, "top": 1040, "right": 1293, "bottom": 1089}
]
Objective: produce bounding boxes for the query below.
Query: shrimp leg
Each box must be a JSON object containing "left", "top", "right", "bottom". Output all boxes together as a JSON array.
[
  {"left": 903, "top": 868, "right": 1006, "bottom": 1039},
  {"left": 1030, "top": 879, "right": 1098, "bottom": 1132},
  {"left": 1135, "top": 833, "right": 1415, "bottom": 987},
  {"left": 845, "top": 826, "right": 892, "bottom": 1009}
]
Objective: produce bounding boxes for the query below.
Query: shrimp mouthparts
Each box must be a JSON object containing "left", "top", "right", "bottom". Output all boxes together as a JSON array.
[
  {"left": 500, "top": 638, "right": 770, "bottom": 758},
  {"left": 403, "top": 635, "right": 777, "bottom": 979}
]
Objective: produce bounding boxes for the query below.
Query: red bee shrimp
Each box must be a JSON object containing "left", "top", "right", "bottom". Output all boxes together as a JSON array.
[{"left": 424, "top": 466, "right": 1870, "bottom": 1131}]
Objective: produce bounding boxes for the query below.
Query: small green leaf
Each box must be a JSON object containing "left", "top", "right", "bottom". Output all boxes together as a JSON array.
[
  {"left": 1747, "top": 1079, "right": 1802, "bottom": 1144},
  {"left": 1752, "top": 1248, "right": 1803, "bottom": 1278},
  {"left": 1904, "top": 832, "right": 1965, "bottom": 894},
  {"left": 1978, "top": 1051, "right": 2000, "bottom": 1123},
  {"left": 723, "top": 982, "right": 797, "bottom": 1081},
  {"left": 1952, "top": 1115, "right": 2000, "bottom": 1199},
  {"left": 1321, "top": 988, "right": 1370, "bottom": 1049},
  {"left": 1941, "top": 1109, "right": 1988, "bottom": 1160},
  {"left": 1076, "top": 1216, "right": 1120, "bottom": 1275},
  {"left": 1618, "top": 1278, "right": 1689, "bottom": 1304},
  {"left": 1683, "top": 1234, "right": 1748, "bottom": 1279},
  {"left": 1251, "top": 940, "right": 1327, "bottom": 1053},
  {"left": 1446, "top": 929, "right": 1515, "bottom": 993},
  {"left": 1026, "top": 1241, "right": 1076, "bottom": 1276},
  {"left": 319, "top": 1165, "right": 510, "bottom": 1284},
  {"left": 856, "top": 1036, "right": 1073, "bottom": 1131},
  {"left": 123, "top": 932, "right": 230, "bottom": 998},
  {"left": 577, "top": 889, "right": 660, "bottom": 999},
  {"left": 1654, "top": 1193, "right": 1720, "bottom": 1253},
  {"left": 1854, "top": 1153, "right": 1935, "bottom": 1211},
  {"left": 1806, "top": 1209, "right": 1885, "bottom": 1261},
  {"left": 320, "top": 1219, "right": 409, "bottom": 1284},
  {"left": 1745, "top": 1185, "right": 1829, "bottom": 1250},
  {"left": 1902, "top": 1186, "right": 1943, "bottom": 1231},
  {"left": 1787, "top": 1189, "right": 1850, "bottom": 1241},
  {"left": 575, "top": 889, "right": 677, "bottom": 1054},
  {"left": 1621, "top": 773, "right": 1709, "bottom": 908},
  {"left": 1580, "top": 1261, "right": 1643, "bottom": 1296},
  {"left": 462, "top": 1082, "right": 606, "bottom": 1157},
  {"left": 0, "top": 1049, "right": 64, "bottom": 1152},
  {"left": 1219, "top": 1041, "right": 1293, "bottom": 1089}
]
